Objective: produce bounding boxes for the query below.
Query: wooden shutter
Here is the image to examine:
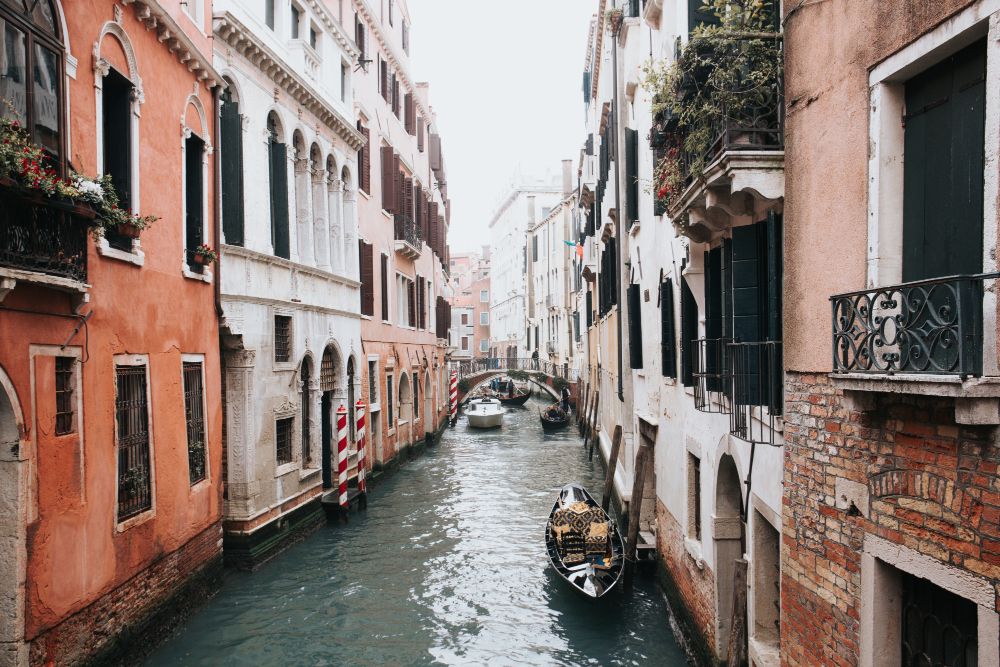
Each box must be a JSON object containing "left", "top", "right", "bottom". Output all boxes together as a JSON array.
[
  {"left": 357, "top": 19, "right": 366, "bottom": 62},
  {"left": 680, "top": 276, "right": 697, "bottom": 387},
  {"left": 766, "top": 211, "right": 782, "bottom": 344},
  {"left": 380, "top": 58, "right": 387, "bottom": 100},
  {"left": 430, "top": 202, "right": 439, "bottom": 253},
  {"left": 380, "top": 253, "right": 389, "bottom": 320},
  {"left": 220, "top": 95, "right": 244, "bottom": 246},
  {"left": 408, "top": 279, "right": 415, "bottom": 327},
  {"left": 688, "top": 0, "right": 720, "bottom": 35},
  {"left": 586, "top": 289, "right": 593, "bottom": 328},
  {"left": 627, "top": 283, "right": 643, "bottom": 369},
  {"left": 404, "top": 177, "right": 413, "bottom": 220},
  {"left": 625, "top": 128, "right": 638, "bottom": 227},
  {"left": 392, "top": 154, "right": 402, "bottom": 214},
  {"left": 722, "top": 237, "right": 733, "bottom": 339},
  {"left": 393, "top": 79, "right": 400, "bottom": 117},
  {"left": 902, "top": 39, "right": 986, "bottom": 281},
  {"left": 417, "top": 117, "right": 424, "bottom": 151},
  {"left": 532, "top": 236, "right": 537, "bottom": 262},
  {"left": 404, "top": 93, "right": 414, "bottom": 134},
  {"left": 429, "top": 134, "right": 441, "bottom": 171},
  {"left": 359, "top": 240, "right": 375, "bottom": 316},
  {"left": 732, "top": 223, "right": 760, "bottom": 345},
  {"left": 661, "top": 279, "right": 677, "bottom": 378},
  {"left": 705, "top": 247, "right": 722, "bottom": 340},
  {"left": 270, "top": 141, "right": 290, "bottom": 259},
  {"left": 360, "top": 126, "right": 371, "bottom": 194},
  {"left": 381, "top": 146, "right": 394, "bottom": 210}
]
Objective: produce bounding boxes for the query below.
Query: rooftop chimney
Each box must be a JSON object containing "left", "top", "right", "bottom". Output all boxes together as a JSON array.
[{"left": 527, "top": 195, "right": 536, "bottom": 228}]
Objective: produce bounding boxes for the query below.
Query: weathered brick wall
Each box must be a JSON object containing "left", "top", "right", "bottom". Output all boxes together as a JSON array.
[
  {"left": 29, "top": 521, "right": 223, "bottom": 667},
  {"left": 782, "top": 371, "right": 1000, "bottom": 667},
  {"left": 656, "top": 500, "right": 717, "bottom": 662}
]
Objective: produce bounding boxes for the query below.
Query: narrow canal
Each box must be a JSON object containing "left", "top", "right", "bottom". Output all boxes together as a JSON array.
[{"left": 145, "top": 395, "right": 687, "bottom": 666}]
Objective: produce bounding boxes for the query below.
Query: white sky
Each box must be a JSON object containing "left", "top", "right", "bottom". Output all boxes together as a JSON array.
[{"left": 406, "top": 0, "right": 598, "bottom": 254}]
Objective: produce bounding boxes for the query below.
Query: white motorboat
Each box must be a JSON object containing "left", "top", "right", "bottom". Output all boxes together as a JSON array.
[{"left": 466, "top": 397, "right": 507, "bottom": 428}]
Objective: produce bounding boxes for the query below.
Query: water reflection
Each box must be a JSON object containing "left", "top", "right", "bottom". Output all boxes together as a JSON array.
[{"left": 144, "top": 396, "right": 686, "bottom": 666}]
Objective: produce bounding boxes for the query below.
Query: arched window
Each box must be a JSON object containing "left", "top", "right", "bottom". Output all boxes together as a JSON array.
[
  {"left": 301, "top": 358, "right": 312, "bottom": 464},
  {"left": 267, "top": 113, "right": 289, "bottom": 258},
  {"left": 0, "top": 0, "right": 63, "bottom": 171},
  {"left": 220, "top": 80, "right": 244, "bottom": 246}
]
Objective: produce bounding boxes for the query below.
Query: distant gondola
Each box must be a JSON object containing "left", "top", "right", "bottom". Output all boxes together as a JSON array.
[
  {"left": 498, "top": 387, "right": 531, "bottom": 406},
  {"left": 540, "top": 400, "right": 571, "bottom": 431},
  {"left": 545, "top": 483, "right": 623, "bottom": 599}
]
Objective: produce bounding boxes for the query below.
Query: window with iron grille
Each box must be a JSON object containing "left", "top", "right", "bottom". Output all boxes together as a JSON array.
[
  {"left": 413, "top": 372, "right": 419, "bottom": 420},
  {"left": 274, "top": 315, "right": 291, "bottom": 363},
  {"left": 275, "top": 417, "right": 293, "bottom": 465},
  {"left": 116, "top": 364, "right": 152, "bottom": 521},
  {"left": 183, "top": 362, "right": 206, "bottom": 484},
  {"left": 369, "top": 360, "right": 378, "bottom": 403},
  {"left": 386, "top": 373, "right": 394, "bottom": 426},
  {"left": 55, "top": 357, "right": 74, "bottom": 435},
  {"left": 301, "top": 360, "right": 312, "bottom": 464},
  {"left": 901, "top": 571, "right": 978, "bottom": 666}
]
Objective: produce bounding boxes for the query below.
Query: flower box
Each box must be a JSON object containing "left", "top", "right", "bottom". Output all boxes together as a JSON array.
[{"left": 117, "top": 224, "right": 141, "bottom": 239}]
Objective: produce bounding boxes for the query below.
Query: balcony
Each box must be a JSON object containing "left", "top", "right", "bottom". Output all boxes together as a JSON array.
[
  {"left": 0, "top": 181, "right": 93, "bottom": 305},
  {"left": 394, "top": 214, "right": 422, "bottom": 259},
  {"left": 546, "top": 341, "right": 558, "bottom": 356},
  {"left": 831, "top": 274, "right": 994, "bottom": 378},
  {"left": 728, "top": 341, "right": 783, "bottom": 445},
  {"left": 546, "top": 294, "right": 559, "bottom": 310},
  {"left": 693, "top": 338, "right": 732, "bottom": 414}
]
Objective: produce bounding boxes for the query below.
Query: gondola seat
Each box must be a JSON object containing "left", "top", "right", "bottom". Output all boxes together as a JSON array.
[
  {"left": 552, "top": 505, "right": 604, "bottom": 562},
  {"left": 585, "top": 521, "right": 610, "bottom": 555}
]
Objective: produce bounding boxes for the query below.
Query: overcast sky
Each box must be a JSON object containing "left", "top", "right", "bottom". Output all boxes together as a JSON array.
[{"left": 407, "top": 0, "right": 597, "bottom": 254}]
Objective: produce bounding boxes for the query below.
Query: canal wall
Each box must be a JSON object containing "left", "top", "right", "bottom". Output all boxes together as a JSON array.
[
  {"left": 367, "top": 418, "right": 448, "bottom": 493},
  {"left": 28, "top": 521, "right": 225, "bottom": 667}
]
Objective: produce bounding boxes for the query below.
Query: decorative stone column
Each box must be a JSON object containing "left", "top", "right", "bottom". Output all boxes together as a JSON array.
[
  {"left": 343, "top": 188, "right": 359, "bottom": 280},
  {"left": 313, "top": 167, "right": 330, "bottom": 271},
  {"left": 294, "top": 156, "right": 314, "bottom": 266},
  {"left": 328, "top": 178, "right": 345, "bottom": 274},
  {"left": 224, "top": 350, "right": 258, "bottom": 519}
]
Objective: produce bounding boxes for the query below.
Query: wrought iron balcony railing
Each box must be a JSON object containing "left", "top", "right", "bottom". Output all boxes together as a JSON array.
[
  {"left": 0, "top": 181, "right": 93, "bottom": 284},
  {"left": 729, "top": 341, "right": 783, "bottom": 445},
  {"left": 394, "top": 213, "right": 422, "bottom": 248},
  {"left": 830, "top": 274, "right": 997, "bottom": 377},
  {"left": 693, "top": 338, "right": 732, "bottom": 414}
]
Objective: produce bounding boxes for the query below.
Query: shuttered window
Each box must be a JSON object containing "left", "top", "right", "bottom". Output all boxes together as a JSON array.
[
  {"left": 381, "top": 146, "right": 394, "bottom": 211},
  {"left": 532, "top": 236, "right": 538, "bottom": 262},
  {"left": 408, "top": 279, "right": 415, "bottom": 327},
  {"left": 627, "top": 283, "right": 643, "bottom": 369},
  {"left": 184, "top": 132, "right": 205, "bottom": 272},
  {"left": 404, "top": 93, "right": 415, "bottom": 134},
  {"left": 359, "top": 240, "right": 374, "bottom": 316},
  {"left": 625, "top": 128, "right": 638, "bottom": 227},
  {"left": 586, "top": 289, "right": 593, "bottom": 328},
  {"left": 661, "top": 278, "right": 677, "bottom": 378},
  {"left": 268, "top": 116, "right": 290, "bottom": 259},
  {"left": 380, "top": 253, "right": 389, "bottom": 321},
  {"left": 417, "top": 117, "right": 424, "bottom": 151},
  {"left": 680, "top": 277, "right": 697, "bottom": 386},
  {"left": 220, "top": 86, "right": 244, "bottom": 246},
  {"left": 380, "top": 57, "right": 387, "bottom": 100},
  {"left": 902, "top": 39, "right": 986, "bottom": 282},
  {"left": 358, "top": 122, "right": 371, "bottom": 195},
  {"left": 392, "top": 153, "right": 402, "bottom": 214}
]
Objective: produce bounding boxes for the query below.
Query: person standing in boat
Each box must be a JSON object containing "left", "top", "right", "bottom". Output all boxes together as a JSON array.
[{"left": 560, "top": 384, "right": 571, "bottom": 412}]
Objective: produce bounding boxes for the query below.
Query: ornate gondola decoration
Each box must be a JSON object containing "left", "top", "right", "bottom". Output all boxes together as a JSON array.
[{"left": 545, "top": 484, "right": 624, "bottom": 599}]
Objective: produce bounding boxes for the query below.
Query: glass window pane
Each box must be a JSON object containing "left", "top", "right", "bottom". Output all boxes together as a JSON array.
[
  {"left": 31, "top": 0, "right": 56, "bottom": 36},
  {"left": 1, "top": 22, "right": 27, "bottom": 122},
  {"left": 32, "top": 43, "right": 58, "bottom": 156}
]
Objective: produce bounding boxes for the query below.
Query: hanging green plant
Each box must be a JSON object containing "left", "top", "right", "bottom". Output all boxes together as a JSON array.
[{"left": 604, "top": 7, "right": 624, "bottom": 36}]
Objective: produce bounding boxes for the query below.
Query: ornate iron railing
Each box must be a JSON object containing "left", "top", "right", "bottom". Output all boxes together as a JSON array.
[
  {"left": 729, "top": 341, "right": 782, "bottom": 445},
  {"left": 0, "top": 182, "right": 93, "bottom": 283},
  {"left": 830, "top": 274, "right": 997, "bottom": 377},
  {"left": 394, "top": 213, "right": 422, "bottom": 248},
  {"left": 454, "top": 357, "right": 579, "bottom": 382},
  {"left": 693, "top": 338, "right": 732, "bottom": 414}
]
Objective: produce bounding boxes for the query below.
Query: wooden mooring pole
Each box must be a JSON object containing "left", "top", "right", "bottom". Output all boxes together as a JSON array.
[
  {"left": 578, "top": 383, "right": 589, "bottom": 433},
  {"left": 601, "top": 425, "right": 623, "bottom": 513},
  {"left": 623, "top": 441, "right": 654, "bottom": 586},
  {"left": 588, "top": 396, "right": 602, "bottom": 461},
  {"left": 586, "top": 390, "right": 598, "bottom": 441},
  {"left": 726, "top": 559, "right": 749, "bottom": 667}
]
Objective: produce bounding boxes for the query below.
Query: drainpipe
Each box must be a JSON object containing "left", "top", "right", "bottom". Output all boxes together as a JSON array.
[
  {"left": 612, "top": 20, "right": 624, "bottom": 403},
  {"left": 213, "top": 85, "right": 222, "bottom": 317}
]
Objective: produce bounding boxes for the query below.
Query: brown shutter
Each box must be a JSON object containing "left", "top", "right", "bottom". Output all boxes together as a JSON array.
[
  {"left": 408, "top": 279, "right": 415, "bottom": 327},
  {"left": 404, "top": 93, "right": 413, "bottom": 133},
  {"left": 361, "top": 127, "right": 371, "bottom": 194},
  {"left": 359, "top": 240, "right": 374, "bottom": 316},
  {"left": 392, "top": 153, "right": 401, "bottom": 215},
  {"left": 404, "top": 177, "right": 413, "bottom": 220},
  {"left": 417, "top": 117, "right": 424, "bottom": 152},
  {"left": 380, "top": 59, "right": 387, "bottom": 101},
  {"left": 429, "top": 134, "right": 441, "bottom": 171},
  {"left": 380, "top": 253, "right": 389, "bottom": 320},
  {"left": 381, "top": 146, "right": 394, "bottom": 210},
  {"left": 429, "top": 202, "right": 438, "bottom": 254},
  {"left": 414, "top": 182, "right": 421, "bottom": 232}
]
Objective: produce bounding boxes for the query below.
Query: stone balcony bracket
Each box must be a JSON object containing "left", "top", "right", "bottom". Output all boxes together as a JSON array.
[{"left": 833, "top": 373, "right": 1000, "bottom": 426}]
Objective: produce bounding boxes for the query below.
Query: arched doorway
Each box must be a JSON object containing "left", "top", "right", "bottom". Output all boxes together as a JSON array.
[
  {"left": 320, "top": 346, "right": 340, "bottom": 488},
  {"left": 715, "top": 453, "right": 743, "bottom": 660},
  {"left": 0, "top": 366, "right": 25, "bottom": 652},
  {"left": 300, "top": 357, "right": 312, "bottom": 466},
  {"left": 398, "top": 372, "right": 411, "bottom": 446}
]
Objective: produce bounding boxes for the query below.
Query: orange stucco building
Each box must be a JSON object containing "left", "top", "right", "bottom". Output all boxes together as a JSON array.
[{"left": 0, "top": 1, "right": 224, "bottom": 664}]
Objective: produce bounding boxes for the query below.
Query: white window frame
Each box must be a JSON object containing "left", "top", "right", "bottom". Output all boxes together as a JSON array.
[
  {"left": 181, "top": 93, "right": 213, "bottom": 283},
  {"left": 272, "top": 307, "right": 296, "bottom": 372},
  {"left": 480, "top": 311, "right": 489, "bottom": 325},
  {"left": 385, "top": 366, "right": 396, "bottom": 436},
  {"left": 273, "top": 408, "right": 298, "bottom": 478},
  {"left": 181, "top": 353, "right": 212, "bottom": 492},
  {"left": 367, "top": 354, "right": 380, "bottom": 410},
  {"left": 113, "top": 353, "right": 157, "bottom": 531},
  {"left": 381, "top": 251, "right": 392, "bottom": 324},
  {"left": 480, "top": 339, "right": 488, "bottom": 352},
  {"left": 480, "top": 290, "right": 489, "bottom": 302}
]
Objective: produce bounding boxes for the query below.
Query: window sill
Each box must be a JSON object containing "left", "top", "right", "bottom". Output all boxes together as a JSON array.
[
  {"left": 273, "top": 362, "right": 296, "bottom": 372},
  {"left": 369, "top": 403, "right": 380, "bottom": 412},
  {"left": 398, "top": 420, "right": 409, "bottom": 427},
  {"left": 275, "top": 461, "right": 299, "bottom": 478},
  {"left": 683, "top": 537, "right": 705, "bottom": 569},
  {"left": 830, "top": 373, "right": 1000, "bottom": 399},
  {"left": 182, "top": 263, "right": 213, "bottom": 283},
  {"left": 382, "top": 209, "right": 392, "bottom": 219},
  {"left": 662, "top": 377, "right": 676, "bottom": 386},
  {"left": 748, "top": 637, "right": 780, "bottom": 667},
  {"left": 190, "top": 477, "right": 211, "bottom": 494},
  {"left": 98, "top": 237, "right": 145, "bottom": 266},
  {"left": 117, "top": 507, "right": 156, "bottom": 533},
  {"left": 387, "top": 427, "right": 396, "bottom": 436},
  {"left": 358, "top": 189, "right": 371, "bottom": 200},
  {"left": 299, "top": 465, "right": 322, "bottom": 481},
  {"left": 361, "top": 314, "right": 372, "bottom": 320}
]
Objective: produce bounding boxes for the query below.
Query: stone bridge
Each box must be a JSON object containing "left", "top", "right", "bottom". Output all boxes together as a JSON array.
[{"left": 453, "top": 358, "right": 579, "bottom": 405}]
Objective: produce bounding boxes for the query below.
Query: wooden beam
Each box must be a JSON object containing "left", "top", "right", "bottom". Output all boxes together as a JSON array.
[
  {"left": 623, "top": 441, "right": 653, "bottom": 585},
  {"left": 726, "top": 559, "right": 749, "bottom": 667},
  {"left": 588, "top": 392, "right": 601, "bottom": 461},
  {"left": 601, "top": 425, "right": 623, "bottom": 513}
]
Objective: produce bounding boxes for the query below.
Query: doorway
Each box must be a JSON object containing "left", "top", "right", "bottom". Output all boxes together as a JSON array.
[
  {"left": 320, "top": 347, "right": 339, "bottom": 489},
  {"left": 714, "top": 454, "right": 743, "bottom": 660}
]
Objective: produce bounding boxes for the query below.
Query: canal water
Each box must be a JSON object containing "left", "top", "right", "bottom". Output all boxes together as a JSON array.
[{"left": 145, "top": 395, "right": 687, "bottom": 666}]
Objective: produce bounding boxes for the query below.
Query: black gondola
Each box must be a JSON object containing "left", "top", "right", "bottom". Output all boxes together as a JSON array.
[
  {"left": 540, "top": 400, "right": 571, "bottom": 430},
  {"left": 545, "top": 483, "right": 623, "bottom": 599},
  {"left": 498, "top": 387, "right": 531, "bottom": 406}
]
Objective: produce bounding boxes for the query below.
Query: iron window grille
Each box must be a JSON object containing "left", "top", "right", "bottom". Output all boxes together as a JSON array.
[
  {"left": 274, "top": 315, "right": 291, "bottom": 363},
  {"left": 275, "top": 417, "right": 293, "bottom": 465},
  {"left": 728, "top": 341, "right": 782, "bottom": 446},
  {"left": 54, "top": 357, "right": 74, "bottom": 435},
  {"left": 115, "top": 365, "right": 152, "bottom": 521},
  {"left": 831, "top": 273, "right": 996, "bottom": 377},
  {"left": 901, "top": 571, "right": 978, "bottom": 667},
  {"left": 183, "top": 362, "right": 206, "bottom": 485},
  {"left": 693, "top": 338, "right": 732, "bottom": 414},
  {"left": 413, "top": 372, "right": 419, "bottom": 420},
  {"left": 369, "top": 361, "right": 378, "bottom": 403}
]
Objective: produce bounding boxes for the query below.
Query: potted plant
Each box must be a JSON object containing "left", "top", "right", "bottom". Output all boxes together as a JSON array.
[
  {"left": 604, "top": 7, "right": 624, "bottom": 36},
  {"left": 193, "top": 243, "right": 218, "bottom": 265}
]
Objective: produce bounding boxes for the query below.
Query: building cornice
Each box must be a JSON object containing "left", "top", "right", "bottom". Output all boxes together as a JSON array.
[
  {"left": 354, "top": 0, "right": 433, "bottom": 131},
  {"left": 487, "top": 185, "right": 565, "bottom": 229},
  {"left": 122, "top": 0, "right": 224, "bottom": 87},
  {"left": 213, "top": 12, "right": 366, "bottom": 151},
  {"left": 301, "top": 0, "right": 359, "bottom": 58},
  {"left": 592, "top": 0, "right": 606, "bottom": 102}
]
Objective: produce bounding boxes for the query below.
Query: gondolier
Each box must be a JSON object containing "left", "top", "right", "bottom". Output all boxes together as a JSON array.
[{"left": 560, "top": 384, "right": 571, "bottom": 412}]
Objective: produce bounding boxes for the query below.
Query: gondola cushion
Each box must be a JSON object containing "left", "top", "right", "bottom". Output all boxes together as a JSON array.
[{"left": 585, "top": 522, "right": 610, "bottom": 555}]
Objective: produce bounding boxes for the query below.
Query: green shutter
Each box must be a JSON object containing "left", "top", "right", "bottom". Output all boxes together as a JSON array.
[
  {"left": 680, "top": 277, "right": 697, "bottom": 386},
  {"left": 626, "top": 128, "right": 639, "bottom": 227},
  {"left": 270, "top": 141, "right": 290, "bottom": 260},
  {"left": 731, "top": 224, "right": 760, "bottom": 345},
  {"left": 586, "top": 289, "right": 593, "bottom": 328},
  {"left": 661, "top": 278, "right": 677, "bottom": 378},
  {"left": 722, "top": 238, "right": 733, "bottom": 339},
  {"left": 766, "top": 211, "right": 782, "bottom": 344},
  {"left": 902, "top": 39, "right": 986, "bottom": 281},
  {"left": 627, "top": 283, "right": 643, "bottom": 369},
  {"left": 220, "top": 96, "right": 244, "bottom": 247}
]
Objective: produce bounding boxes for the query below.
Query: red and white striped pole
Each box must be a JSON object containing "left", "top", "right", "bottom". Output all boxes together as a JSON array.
[
  {"left": 337, "top": 402, "right": 348, "bottom": 509},
  {"left": 355, "top": 399, "right": 366, "bottom": 494},
  {"left": 450, "top": 371, "right": 458, "bottom": 426}
]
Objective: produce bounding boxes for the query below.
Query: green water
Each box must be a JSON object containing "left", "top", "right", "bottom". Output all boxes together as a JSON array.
[{"left": 144, "top": 396, "right": 688, "bottom": 666}]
